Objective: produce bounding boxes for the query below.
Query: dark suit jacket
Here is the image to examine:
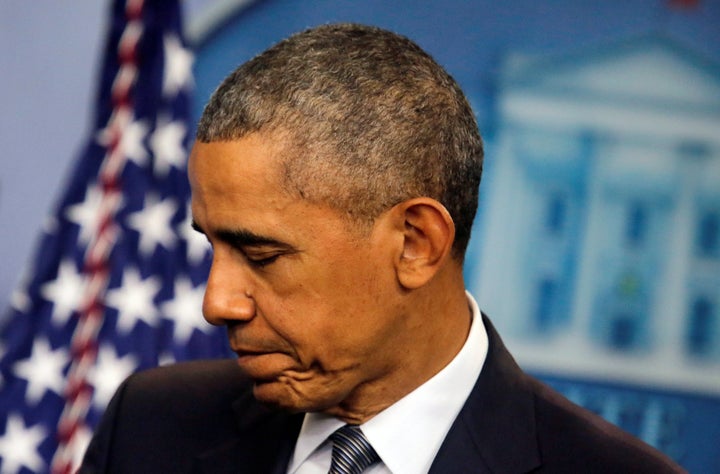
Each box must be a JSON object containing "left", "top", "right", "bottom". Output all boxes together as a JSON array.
[{"left": 80, "top": 315, "right": 685, "bottom": 473}]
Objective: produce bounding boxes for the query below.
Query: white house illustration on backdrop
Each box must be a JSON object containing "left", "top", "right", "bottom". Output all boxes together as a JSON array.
[{"left": 470, "top": 34, "right": 720, "bottom": 395}]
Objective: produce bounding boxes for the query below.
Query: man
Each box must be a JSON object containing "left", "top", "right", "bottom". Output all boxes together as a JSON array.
[{"left": 81, "top": 24, "right": 684, "bottom": 473}]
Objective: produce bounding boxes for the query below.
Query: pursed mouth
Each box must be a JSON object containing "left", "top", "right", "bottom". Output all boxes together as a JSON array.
[
  {"left": 233, "top": 348, "right": 264, "bottom": 355},
  {"left": 233, "top": 349, "right": 275, "bottom": 361},
  {"left": 230, "top": 342, "right": 280, "bottom": 355},
  {"left": 232, "top": 344, "right": 294, "bottom": 363},
  {"left": 232, "top": 349, "right": 295, "bottom": 383}
]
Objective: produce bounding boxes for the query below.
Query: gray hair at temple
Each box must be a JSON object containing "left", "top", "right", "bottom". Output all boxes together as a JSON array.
[{"left": 196, "top": 23, "right": 483, "bottom": 259}]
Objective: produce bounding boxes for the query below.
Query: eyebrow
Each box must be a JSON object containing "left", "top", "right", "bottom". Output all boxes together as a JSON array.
[{"left": 192, "top": 220, "right": 291, "bottom": 249}]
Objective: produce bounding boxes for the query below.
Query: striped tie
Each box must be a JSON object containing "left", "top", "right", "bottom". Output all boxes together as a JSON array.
[{"left": 329, "top": 425, "right": 380, "bottom": 474}]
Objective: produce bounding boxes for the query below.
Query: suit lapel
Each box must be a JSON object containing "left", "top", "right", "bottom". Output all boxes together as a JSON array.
[
  {"left": 192, "top": 387, "right": 304, "bottom": 473},
  {"left": 430, "top": 314, "right": 542, "bottom": 474}
]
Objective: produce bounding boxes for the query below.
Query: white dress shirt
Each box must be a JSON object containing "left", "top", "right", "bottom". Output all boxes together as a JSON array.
[{"left": 287, "top": 292, "right": 488, "bottom": 474}]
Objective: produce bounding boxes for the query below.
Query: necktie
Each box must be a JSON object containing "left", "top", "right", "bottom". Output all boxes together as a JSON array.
[{"left": 328, "top": 425, "right": 380, "bottom": 474}]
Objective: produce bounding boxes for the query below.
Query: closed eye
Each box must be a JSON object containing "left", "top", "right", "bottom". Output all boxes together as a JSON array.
[
  {"left": 246, "top": 253, "right": 281, "bottom": 268},
  {"left": 191, "top": 220, "right": 296, "bottom": 267}
]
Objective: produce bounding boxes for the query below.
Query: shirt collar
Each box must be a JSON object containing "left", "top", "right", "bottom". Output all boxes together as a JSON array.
[
  {"left": 289, "top": 292, "right": 488, "bottom": 474},
  {"left": 289, "top": 412, "right": 344, "bottom": 472}
]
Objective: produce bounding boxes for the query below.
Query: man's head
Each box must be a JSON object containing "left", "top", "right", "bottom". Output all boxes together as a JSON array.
[
  {"left": 196, "top": 23, "right": 482, "bottom": 258},
  {"left": 190, "top": 24, "right": 482, "bottom": 422}
]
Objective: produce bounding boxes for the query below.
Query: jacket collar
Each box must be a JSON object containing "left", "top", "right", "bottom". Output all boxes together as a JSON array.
[{"left": 430, "top": 314, "right": 541, "bottom": 474}]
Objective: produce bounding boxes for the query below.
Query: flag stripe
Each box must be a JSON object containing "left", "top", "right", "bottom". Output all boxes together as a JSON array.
[
  {"left": 51, "top": 2, "right": 146, "bottom": 472},
  {"left": 0, "top": 1, "right": 232, "bottom": 472}
]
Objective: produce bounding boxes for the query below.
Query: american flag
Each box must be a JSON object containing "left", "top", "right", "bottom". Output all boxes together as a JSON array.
[{"left": 0, "top": 0, "right": 232, "bottom": 472}]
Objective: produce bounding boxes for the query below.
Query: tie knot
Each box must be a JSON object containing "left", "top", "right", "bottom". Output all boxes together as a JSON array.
[{"left": 329, "top": 425, "right": 380, "bottom": 474}]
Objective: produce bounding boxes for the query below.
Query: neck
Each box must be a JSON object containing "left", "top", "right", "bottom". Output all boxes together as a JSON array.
[{"left": 326, "top": 269, "right": 472, "bottom": 424}]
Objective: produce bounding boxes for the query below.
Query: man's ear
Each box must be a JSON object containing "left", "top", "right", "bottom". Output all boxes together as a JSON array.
[{"left": 392, "top": 197, "right": 455, "bottom": 289}]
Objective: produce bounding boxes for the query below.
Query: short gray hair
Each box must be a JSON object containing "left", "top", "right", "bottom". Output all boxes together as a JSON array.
[{"left": 196, "top": 23, "right": 483, "bottom": 258}]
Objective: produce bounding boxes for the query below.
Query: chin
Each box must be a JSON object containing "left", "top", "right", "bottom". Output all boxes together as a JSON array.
[{"left": 251, "top": 379, "right": 343, "bottom": 414}]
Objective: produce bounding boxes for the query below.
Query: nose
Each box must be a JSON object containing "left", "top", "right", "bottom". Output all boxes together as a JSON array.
[{"left": 202, "top": 252, "right": 256, "bottom": 326}]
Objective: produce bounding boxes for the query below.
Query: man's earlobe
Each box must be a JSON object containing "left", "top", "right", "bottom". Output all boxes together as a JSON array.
[{"left": 395, "top": 198, "right": 455, "bottom": 289}]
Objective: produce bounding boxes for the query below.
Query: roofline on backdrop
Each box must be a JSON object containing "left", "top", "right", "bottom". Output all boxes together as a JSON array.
[{"left": 186, "top": 0, "right": 260, "bottom": 46}]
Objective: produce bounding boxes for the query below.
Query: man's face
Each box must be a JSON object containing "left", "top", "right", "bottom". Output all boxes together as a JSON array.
[{"left": 189, "top": 134, "right": 410, "bottom": 416}]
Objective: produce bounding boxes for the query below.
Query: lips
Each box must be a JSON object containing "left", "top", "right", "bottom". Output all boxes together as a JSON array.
[
  {"left": 231, "top": 343, "right": 284, "bottom": 358},
  {"left": 227, "top": 330, "right": 296, "bottom": 378},
  {"left": 231, "top": 346, "right": 295, "bottom": 382},
  {"left": 234, "top": 349, "right": 271, "bottom": 369},
  {"left": 233, "top": 347, "right": 268, "bottom": 357},
  {"left": 226, "top": 327, "right": 287, "bottom": 357}
]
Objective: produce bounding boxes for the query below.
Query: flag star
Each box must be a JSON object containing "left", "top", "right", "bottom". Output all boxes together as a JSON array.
[
  {"left": 65, "top": 185, "right": 103, "bottom": 246},
  {"left": 87, "top": 344, "right": 138, "bottom": 410},
  {"left": 105, "top": 267, "right": 161, "bottom": 334},
  {"left": 40, "top": 259, "right": 87, "bottom": 325},
  {"left": 162, "top": 278, "right": 212, "bottom": 344},
  {"left": 12, "top": 338, "right": 69, "bottom": 405},
  {"left": 126, "top": 194, "right": 178, "bottom": 256},
  {"left": 65, "top": 183, "right": 123, "bottom": 248},
  {"left": 97, "top": 115, "right": 150, "bottom": 167},
  {"left": 0, "top": 414, "right": 48, "bottom": 474},
  {"left": 162, "top": 34, "right": 194, "bottom": 97},
  {"left": 150, "top": 118, "right": 187, "bottom": 177},
  {"left": 179, "top": 206, "right": 210, "bottom": 265}
]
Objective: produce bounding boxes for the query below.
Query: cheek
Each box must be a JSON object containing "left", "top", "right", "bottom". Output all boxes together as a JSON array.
[
  {"left": 258, "top": 289, "right": 335, "bottom": 355},
  {"left": 265, "top": 293, "right": 369, "bottom": 368},
  {"left": 256, "top": 243, "right": 395, "bottom": 361}
]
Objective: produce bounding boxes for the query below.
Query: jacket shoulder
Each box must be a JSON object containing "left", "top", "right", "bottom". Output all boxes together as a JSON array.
[
  {"left": 122, "top": 359, "right": 248, "bottom": 402},
  {"left": 449, "top": 315, "right": 686, "bottom": 474},
  {"left": 80, "top": 359, "right": 252, "bottom": 473}
]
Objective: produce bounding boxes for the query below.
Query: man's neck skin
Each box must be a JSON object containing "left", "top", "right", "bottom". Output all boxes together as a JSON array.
[{"left": 322, "top": 264, "right": 471, "bottom": 424}]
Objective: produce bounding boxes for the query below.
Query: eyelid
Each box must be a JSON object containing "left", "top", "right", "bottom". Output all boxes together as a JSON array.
[
  {"left": 194, "top": 225, "right": 296, "bottom": 266},
  {"left": 244, "top": 247, "right": 281, "bottom": 258},
  {"left": 245, "top": 253, "right": 281, "bottom": 268},
  {"left": 222, "top": 233, "right": 294, "bottom": 256}
]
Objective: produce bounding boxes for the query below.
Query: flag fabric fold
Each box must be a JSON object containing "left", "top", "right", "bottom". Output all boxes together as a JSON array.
[{"left": 0, "top": 1, "right": 231, "bottom": 472}]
